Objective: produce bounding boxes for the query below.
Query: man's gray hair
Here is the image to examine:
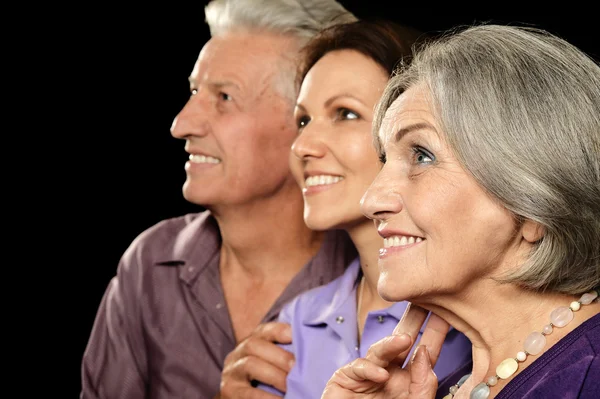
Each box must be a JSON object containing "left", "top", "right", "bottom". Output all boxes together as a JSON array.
[
  {"left": 205, "top": 0, "right": 357, "bottom": 40},
  {"left": 204, "top": 0, "right": 357, "bottom": 101}
]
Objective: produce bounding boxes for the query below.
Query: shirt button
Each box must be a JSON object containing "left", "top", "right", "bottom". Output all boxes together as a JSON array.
[
  {"left": 216, "top": 303, "right": 223, "bottom": 309},
  {"left": 336, "top": 316, "right": 345, "bottom": 324},
  {"left": 377, "top": 315, "right": 384, "bottom": 323}
]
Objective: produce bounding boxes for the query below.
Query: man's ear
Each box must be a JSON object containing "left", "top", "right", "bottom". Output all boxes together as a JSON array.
[{"left": 522, "top": 219, "right": 545, "bottom": 243}]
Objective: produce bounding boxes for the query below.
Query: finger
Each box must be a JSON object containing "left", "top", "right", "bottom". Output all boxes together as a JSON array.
[
  {"left": 252, "top": 321, "right": 293, "bottom": 344},
  {"left": 411, "top": 313, "right": 450, "bottom": 369},
  {"left": 224, "top": 323, "right": 295, "bottom": 372},
  {"left": 408, "top": 345, "right": 438, "bottom": 398},
  {"left": 364, "top": 333, "right": 413, "bottom": 368},
  {"left": 220, "top": 382, "right": 283, "bottom": 399},
  {"left": 392, "top": 303, "right": 430, "bottom": 359},
  {"left": 222, "top": 352, "right": 290, "bottom": 393},
  {"left": 325, "top": 358, "right": 390, "bottom": 392}
]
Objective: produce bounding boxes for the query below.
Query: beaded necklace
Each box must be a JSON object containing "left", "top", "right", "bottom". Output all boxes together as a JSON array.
[{"left": 443, "top": 289, "right": 599, "bottom": 399}]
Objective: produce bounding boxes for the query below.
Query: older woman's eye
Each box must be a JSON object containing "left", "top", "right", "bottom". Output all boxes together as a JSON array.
[
  {"left": 412, "top": 146, "right": 435, "bottom": 164},
  {"left": 337, "top": 108, "right": 359, "bottom": 120}
]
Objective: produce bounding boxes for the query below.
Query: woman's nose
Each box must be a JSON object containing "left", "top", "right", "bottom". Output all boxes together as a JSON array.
[{"left": 360, "top": 167, "right": 404, "bottom": 221}]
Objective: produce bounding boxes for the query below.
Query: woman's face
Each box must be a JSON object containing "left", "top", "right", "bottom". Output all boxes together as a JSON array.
[
  {"left": 360, "top": 84, "right": 525, "bottom": 301},
  {"left": 290, "top": 49, "right": 387, "bottom": 231}
]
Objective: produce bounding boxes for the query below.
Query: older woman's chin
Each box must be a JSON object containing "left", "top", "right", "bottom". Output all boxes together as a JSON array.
[{"left": 377, "top": 274, "right": 413, "bottom": 302}]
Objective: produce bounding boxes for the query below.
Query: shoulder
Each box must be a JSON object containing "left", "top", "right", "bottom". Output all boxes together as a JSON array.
[{"left": 126, "top": 211, "right": 212, "bottom": 256}]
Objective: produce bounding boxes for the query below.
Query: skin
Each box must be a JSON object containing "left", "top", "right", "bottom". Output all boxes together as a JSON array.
[
  {"left": 322, "top": 84, "right": 600, "bottom": 398},
  {"left": 171, "top": 31, "right": 301, "bottom": 210},
  {"left": 290, "top": 49, "right": 387, "bottom": 233}
]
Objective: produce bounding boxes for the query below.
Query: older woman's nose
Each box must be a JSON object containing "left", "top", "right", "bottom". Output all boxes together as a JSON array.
[{"left": 360, "top": 168, "right": 403, "bottom": 221}]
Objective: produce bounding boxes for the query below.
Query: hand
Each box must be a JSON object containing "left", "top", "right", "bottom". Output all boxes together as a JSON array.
[
  {"left": 219, "top": 321, "right": 295, "bottom": 399},
  {"left": 321, "top": 304, "right": 449, "bottom": 399}
]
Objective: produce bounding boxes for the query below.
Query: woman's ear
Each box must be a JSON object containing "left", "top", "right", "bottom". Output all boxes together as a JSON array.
[{"left": 522, "top": 219, "right": 545, "bottom": 243}]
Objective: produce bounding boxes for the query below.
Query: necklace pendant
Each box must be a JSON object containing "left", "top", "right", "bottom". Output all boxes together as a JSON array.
[{"left": 470, "top": 382, "right": 490, "bottom": 399}]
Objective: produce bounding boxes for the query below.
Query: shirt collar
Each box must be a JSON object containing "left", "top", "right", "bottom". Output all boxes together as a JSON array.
[
  {"left": 154, "top": 211, "right": 221, "bottom": 284},
  {"left": 301, "top": 257, "right": 410, "bottom": 326}
]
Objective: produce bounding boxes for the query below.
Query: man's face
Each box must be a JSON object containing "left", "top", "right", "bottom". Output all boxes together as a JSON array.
[{"left": 170, "top": 31, "right": 301, "bottom": 209}]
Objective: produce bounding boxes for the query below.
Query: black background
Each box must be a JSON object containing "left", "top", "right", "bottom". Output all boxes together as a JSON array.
[{"left": 69, "top": 2, "right": 598, "bottom": 397}]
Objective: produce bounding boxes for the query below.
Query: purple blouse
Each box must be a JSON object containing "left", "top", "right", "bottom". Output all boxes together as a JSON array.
[
  {"left": 437, "top": 311, "right": 600, "bottom": 399},
  {"left": 259, "top": 259, "right": 473, "bottom": 398}
]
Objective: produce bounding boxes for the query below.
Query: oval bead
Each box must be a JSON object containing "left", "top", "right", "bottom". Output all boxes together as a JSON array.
[
  {"left": 550, "top": 306, "right": 573, "bottom": 327},
  {"left": 580, "top": 291, "right": 598, "bottom": 305},
  {"left": 470, "top": 382, "right": 491, "bottom": 399},
  {"left": 524, "top": 331, "right": 546, "bottom": 355},
  {"left": 442, "top": 394, "right": 453, "bottom": 399},
  {"left": 496, "top": 357, "right": 519, "bottom": 379},
  {"left": 458, "top": 373, "right": 471, "bottom": 386}
]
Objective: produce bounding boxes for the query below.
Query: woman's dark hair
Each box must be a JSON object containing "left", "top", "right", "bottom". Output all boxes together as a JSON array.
[{"left": 296, "top": 19, "right": 429, "bottom": 89}]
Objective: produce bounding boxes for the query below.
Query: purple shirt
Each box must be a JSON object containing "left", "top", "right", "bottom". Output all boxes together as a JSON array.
[
  {"left": 259, "top": 259, "right": 473, "bottom": 398},
  {"left": 437, "top": 311, "right": 600, "bottom": 399},
  {"left": 81, "top": 211, "right": 357, "bottom": 399}
]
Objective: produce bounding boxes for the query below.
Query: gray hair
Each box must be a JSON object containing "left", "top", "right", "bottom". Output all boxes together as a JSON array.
[
  {"left": 374, "top": 24, "right": 600, "bottom": 294},
  {"left": 204, "top": 0, "right": 357, "bottom": 100}
]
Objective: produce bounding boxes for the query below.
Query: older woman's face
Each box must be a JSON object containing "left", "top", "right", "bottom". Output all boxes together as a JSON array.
[
  {"left": 290, "top": 49, "right": 387, "bottom": 231},
  {"left": 360, "top": 84, "right": 522, "bottom": 301}
]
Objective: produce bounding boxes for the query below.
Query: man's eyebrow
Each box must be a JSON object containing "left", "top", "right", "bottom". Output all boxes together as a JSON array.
[{"left": 188, "top": 77, "right": 240, "bottom": 91}]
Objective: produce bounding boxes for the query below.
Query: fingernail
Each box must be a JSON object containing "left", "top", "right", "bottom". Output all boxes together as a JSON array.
[
  {"left": 412, "top": 345, "right": 431, "bottom": 366},
  {"left": 283, "top": 327, "right": 293, "bottom": 341}
]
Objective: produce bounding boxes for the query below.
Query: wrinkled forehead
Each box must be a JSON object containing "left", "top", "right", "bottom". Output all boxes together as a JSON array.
[{"left": 376, "top": 84, "right": 436, "bottom": 148}]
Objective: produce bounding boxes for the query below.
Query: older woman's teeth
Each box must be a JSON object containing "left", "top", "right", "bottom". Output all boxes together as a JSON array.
[
  {"left": 304, "top": 175, "right": 344, "bottom": 187},
  {"left": 383, "top": 236, "right": 423, "bottom": 248},
  {"left": 189, "top": 154, "right": 221, "bottom": 164}
]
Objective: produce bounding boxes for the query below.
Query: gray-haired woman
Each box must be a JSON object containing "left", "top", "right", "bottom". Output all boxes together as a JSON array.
[{"left": 322, "top": 23, "right": 600, "bottom": 399}]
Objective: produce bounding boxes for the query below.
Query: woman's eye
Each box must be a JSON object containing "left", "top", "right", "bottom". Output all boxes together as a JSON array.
[
  {"left": 337, "top": 108, "right": 359, "bottom": 120},
  {"left": 413, "top": 146, "right": 435, "bottom": 164},
  {"left": 297, "top": 115, "right": 310, "bottom": 129}
]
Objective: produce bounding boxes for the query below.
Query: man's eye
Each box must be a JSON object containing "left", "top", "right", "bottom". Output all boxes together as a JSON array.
[{"left": 219, "top": 92, "right": 232, "bottom": 101}]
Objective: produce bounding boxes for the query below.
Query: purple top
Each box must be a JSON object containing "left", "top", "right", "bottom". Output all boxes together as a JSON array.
[
  {"left": 259, "top": 259, "right": 473, "bottom": 398},
  {"left": 438, "top": 311, "right": 600, "bottom": 399},
  {"left": 81, "top": 211, "right": 357, "bottom": 399}
]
